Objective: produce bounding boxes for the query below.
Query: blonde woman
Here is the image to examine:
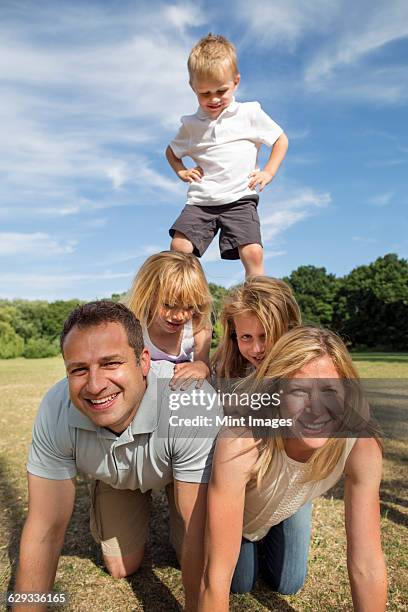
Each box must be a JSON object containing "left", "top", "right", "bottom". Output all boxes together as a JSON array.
[
  {"left": 200, "top": 327, "right": 386, "bottom": 611},
  {"left": 126, "top": 251, "right": 212, "bottom": 388}
]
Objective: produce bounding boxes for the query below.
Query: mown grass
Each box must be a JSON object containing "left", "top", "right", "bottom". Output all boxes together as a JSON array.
[
  {"left": 351, "top": 352, "right": 408, "bottom": 378},
  {"left": 0, "top": 355, "right": 407, "bottom": 611}
]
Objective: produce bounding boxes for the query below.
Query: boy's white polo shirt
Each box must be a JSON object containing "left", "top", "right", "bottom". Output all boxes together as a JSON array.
[
  {"left": 170, "top": 99, "right": 283, "bottom": 206},
  {"left": 27, "top": 361, "right": 220, "bottom": 492}
]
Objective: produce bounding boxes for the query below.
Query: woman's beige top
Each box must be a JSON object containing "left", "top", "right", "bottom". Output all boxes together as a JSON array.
[{"left": 243, "top": 437, "right": 356, "bottom": 541}]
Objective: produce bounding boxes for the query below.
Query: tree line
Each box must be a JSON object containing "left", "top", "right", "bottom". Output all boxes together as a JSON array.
[{"left": 0, "top": 254, "right": 406, "bottom": 359}]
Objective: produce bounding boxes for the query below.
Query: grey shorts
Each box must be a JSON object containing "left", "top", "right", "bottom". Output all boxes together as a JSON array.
[{"left": 169, "top": 195, "right": 262, "bottom": 260}]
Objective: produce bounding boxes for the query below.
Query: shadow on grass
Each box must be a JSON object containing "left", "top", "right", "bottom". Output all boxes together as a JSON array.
[
  {"left": 382, "top": 448, "right": 408, "bottom": 464},
  {"left": 324, "top": 471, "right": 408, "bottom": 529},
  {"left": 380, "top": 479, "right": 408, "bottom": 509},
  {"left": 0, "top": 469, "right": 182, "bottom": 610},
  {"left": 249, "top": 580, "right": 298, "bottom": 611},
  {"left": 0, "top": 457, "right": 26, "bottom": 594},
  {"left": 62, "top": 479, "right": 182, "bottom": 609},
  {"left": 379, "top": 502, "right": 408, "bottom": 528},
  {"left": 127, "top": 569, "right": 182, "bottom": 611},
  {"left": 128, "top": 490, "right": 182, "bottom": 610},
  {"left": 351, "top": 354, "right": 408, "bottom": 363}
]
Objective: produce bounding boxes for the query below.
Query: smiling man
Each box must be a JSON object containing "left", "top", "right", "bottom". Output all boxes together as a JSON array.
[{"left": 14, "top": 301, "right": 220, "bottom": 611}]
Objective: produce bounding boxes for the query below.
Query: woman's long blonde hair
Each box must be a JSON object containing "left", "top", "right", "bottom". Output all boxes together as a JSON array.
[
  {"left": 212, "top": 276, "right": 301, "bottom": 379},
  {"left": 247, "top": 326, "right": 381, "bottom": 485},
  {"left": 125, "top": 251, "right": 212, "bottom": 330}
]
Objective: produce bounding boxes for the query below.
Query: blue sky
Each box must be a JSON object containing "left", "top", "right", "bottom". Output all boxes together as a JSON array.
[{"left": 1, "top": 0, "right": 407, "bottom": 300}]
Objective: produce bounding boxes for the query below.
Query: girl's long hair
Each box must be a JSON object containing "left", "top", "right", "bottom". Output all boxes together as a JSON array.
[
  {"left": 125, "top": 251, "right": 212, "bottom": 330},
  {"left": 212, "top": 276, "right": 301, "bottom": 380},
  {"left": 245, "top": 326, "right": 381, "bottom": 485}
]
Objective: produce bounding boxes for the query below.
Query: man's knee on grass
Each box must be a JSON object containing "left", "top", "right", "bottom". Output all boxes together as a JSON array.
[{"left": 103, "top": 547, "right": 145, "bottom": 579}]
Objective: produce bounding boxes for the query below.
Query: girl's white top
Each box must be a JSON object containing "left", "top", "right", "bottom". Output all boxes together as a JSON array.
[
  {"left": 243, "top": 437, "right": 356, "bottom": 541},
  {"left": 143, "top": 318, "right": 194, "bottom": 363}
]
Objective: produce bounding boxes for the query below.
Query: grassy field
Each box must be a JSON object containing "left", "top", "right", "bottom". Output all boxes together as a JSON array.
[{"left": 0, "top": 355, "right": 407, "bottom": 611}]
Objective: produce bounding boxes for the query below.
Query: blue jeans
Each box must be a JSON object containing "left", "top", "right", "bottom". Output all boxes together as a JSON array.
[{"left": 231, "top": 502, "right": 312, "bottom": 595}]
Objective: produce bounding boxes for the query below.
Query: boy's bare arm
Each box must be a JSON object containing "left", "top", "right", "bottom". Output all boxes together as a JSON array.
[
  {"left": 166, "top": 145, "right": 203, "bottom": 183},
  {"left": 248, "top": 132, "right": 289, "bottom": 192}
]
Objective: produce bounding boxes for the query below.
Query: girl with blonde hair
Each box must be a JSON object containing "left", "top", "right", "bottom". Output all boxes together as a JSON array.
[
  {"left": 212, "top": 275, "right": 301, "bottom": 381},
  {"left": 200, "top": 327, "right": 386, "bottom": 611},
  {"left": 126, "top": 251, "right": 212, "bottom": 388}
]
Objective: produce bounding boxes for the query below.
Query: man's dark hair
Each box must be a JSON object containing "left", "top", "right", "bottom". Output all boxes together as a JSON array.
[{"left": 60, "top": 300, "right": 144, "bottom": 361}]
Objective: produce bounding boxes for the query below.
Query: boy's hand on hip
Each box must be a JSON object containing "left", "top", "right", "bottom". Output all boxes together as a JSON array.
[
  {"left": 178, "top": 167, "right": 204, "bottom": 183},
  {"left": 248, "top": 170, "right": 274, "bottom": 192}
]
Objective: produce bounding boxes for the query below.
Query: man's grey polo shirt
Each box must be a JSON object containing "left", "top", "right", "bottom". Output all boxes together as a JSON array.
[{"left": 28, "top": 361, "right": 221, "bottom": 492}]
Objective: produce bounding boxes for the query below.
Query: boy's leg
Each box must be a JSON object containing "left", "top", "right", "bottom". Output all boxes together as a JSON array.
[
  {"left": 90, "top": 480, "right": 151, "bottom": 579},
  {"left": 218, "top": 196, "right": 263, "bottom": 276},
  {"left": 170, "top": 230, "right": 194, "bottom": 253},
  {"left": 238, "top": 243, "right": 264, "bottom": 276},
  {"left": 169, "top": 205, "right": 218, "bottom": 257},
  {"left": 259, "top": 502, "right": 312, "bottom": 595}
]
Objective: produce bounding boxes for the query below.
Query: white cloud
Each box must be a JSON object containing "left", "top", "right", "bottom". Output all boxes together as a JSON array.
[
  {"left": 94, "top": 245, "right": 164, "bottom": 267},
  {"left": 202, "top": 186, "right": 331, "bottom": 256},
  {"left": 136, "top": 164, "right": 185, "bottom": 196},
  {"left": 287, "top": 128, "right": 310, "bottom": 140},
  {"left": 261, "top": 210, "right": 308, "bottom": 241},
  {"left": 106, "top": 163, "right": 128, "bottom": 189},
  {"left": 368, "top": 192, "right": 394, "bottom": 207},
  {"left": 352, "top": 236, "right": 377, "bottom": 244},
  {"left": 0, "top": 270, "right": 134, "bottom": 300},
  {"left": 261, "top": 187, "right": 331, "bottom": 241},
  {"left": 267, "top": 189, "right": 331, "bottom": 211},
  {"left": 300, "top": 1, "right": 408, "bottom": 104},
  {"left": 306, "top": 65, "right": 408, "bottom": 105},
  {"left": 0, "top": 205, "right": 81, "bottom": 218},
  {"left": 305, "top": 1, "right": 408, "bottom": 85},
  {"left": 0, "top": 16, "right": 194, "bottom": 121},
  {"left": 0, "top": 233, "right": 76, "bottom": 256},
  {"left": 365, "top": 157, "right": 408, "bottom": 168},
  {"left": 237, "top": 0, "right": 408, "bottom": 104},
  {"left": 0, "top": 2, "right": 199, "bottom": 220},
  {"left": 83, "top": 218, "right": 109, "bottom": 229},
  {"left": 165, "top": 4, "right": 207, "bottom": 34},
  {"left": 236, "top": 0, "right": 337, "bottom": 49},
  {"left": 201, "top": 241, "right": 221, "bottom": 263}
]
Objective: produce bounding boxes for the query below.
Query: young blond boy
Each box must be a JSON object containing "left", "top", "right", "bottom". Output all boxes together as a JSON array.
[{"left": 166, "top": 34, "right": 288, "bottom": 276}]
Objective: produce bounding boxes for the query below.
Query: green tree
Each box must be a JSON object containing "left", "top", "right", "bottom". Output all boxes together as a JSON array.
[
  {"left": 10, "top": 300, "right": 49, "bottom": 342},
  {"left": 110, "top": 293, "right": 126, "bottom": 302},
  {"left": 0, "top": 321, "right": 24, "bottom": 358},
  {"left": 284, "top": 266, "right": 340, "bottom": 326},
  {"left": 332, "top": 254, "right": 408, "bottom": 349},
  {"left": 23, "top": 337, "right": 60, "bottom": 359},
  {"left": 10, "top": 299, "right": 81, "bottom": 344},
  {"left": 209, "top": 283, "right": 229, "bottom": 349},
  {"left": 42, "top": 300, "right": 82, "bottom": 340},
  {"left": 209, "top": 283, "right": 229, "bottom": 316}
]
